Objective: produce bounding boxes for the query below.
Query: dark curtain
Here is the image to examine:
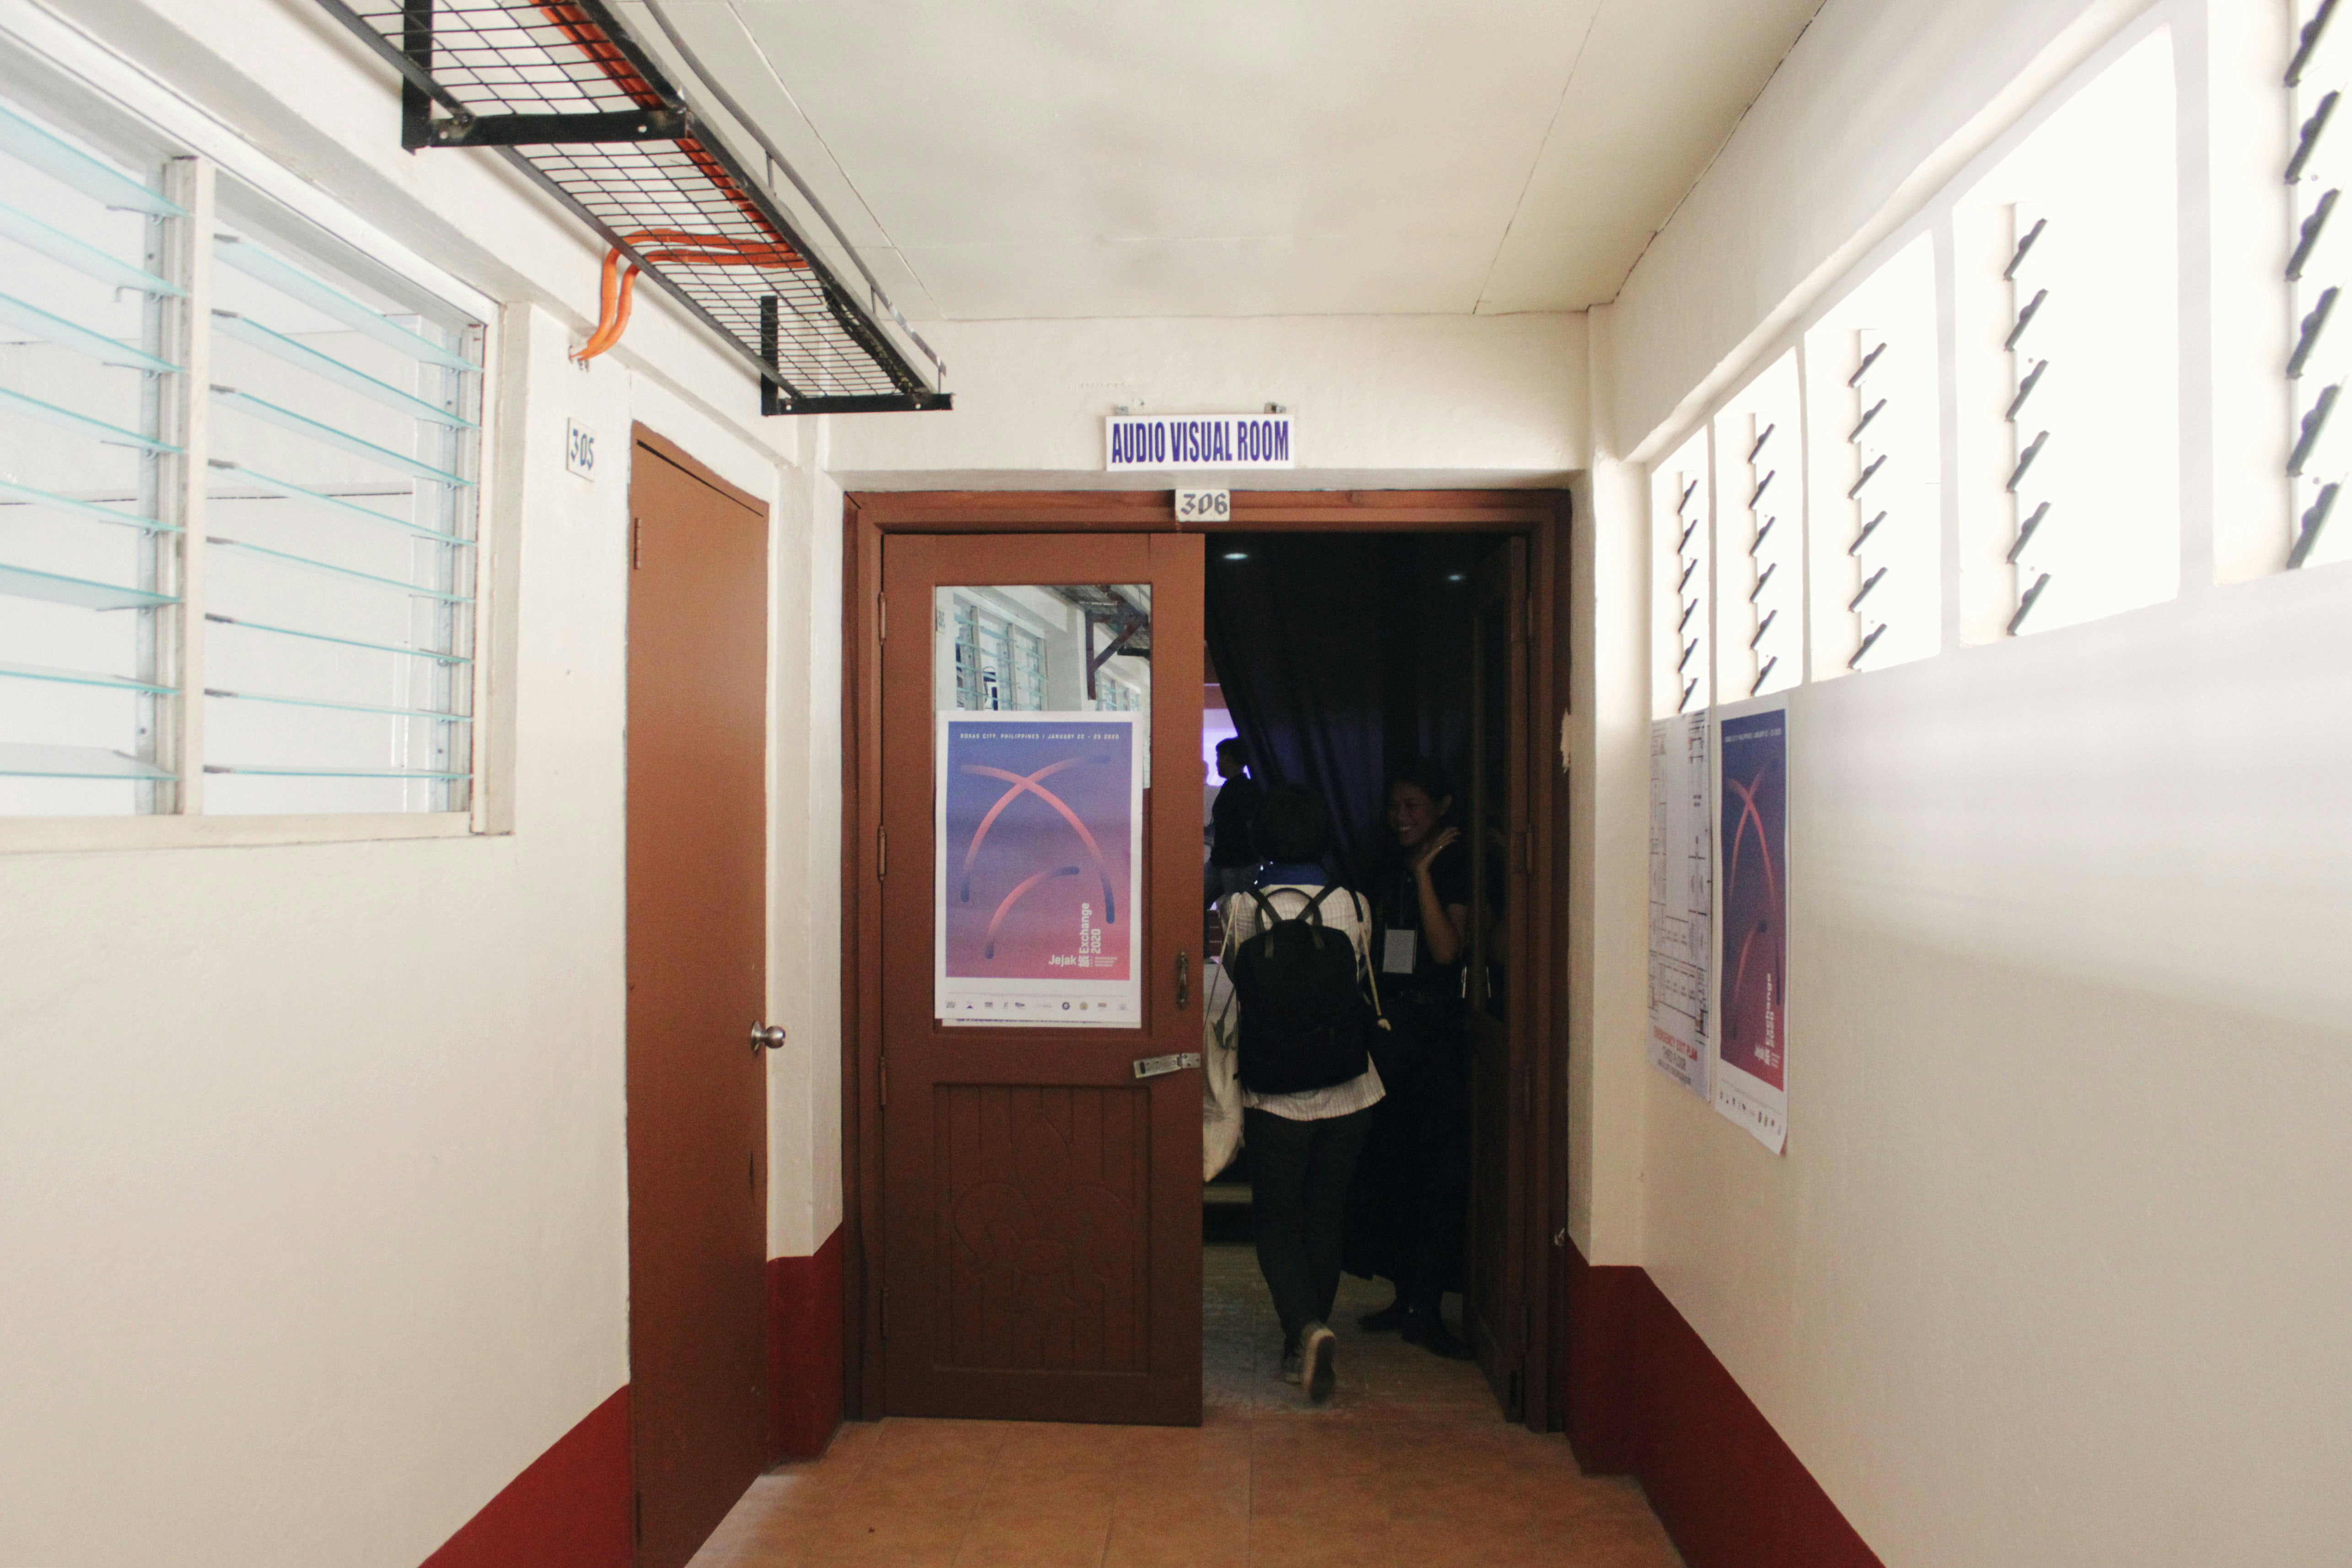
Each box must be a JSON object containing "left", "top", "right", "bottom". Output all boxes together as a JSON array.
[{"left": 1204, "top": 533, "right": 1490, "bottom": 883}]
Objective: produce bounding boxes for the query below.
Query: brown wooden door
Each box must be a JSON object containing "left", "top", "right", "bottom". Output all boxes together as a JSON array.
[
  {"left": 1465, "top": 537, "right": 1531, "bottom": 1415},
  {"left": 877, "top": 532, "right": 1203, "bottom": 1424},
  {"left": 626, "top": 432, "right": 769, "bottom": 1566}
]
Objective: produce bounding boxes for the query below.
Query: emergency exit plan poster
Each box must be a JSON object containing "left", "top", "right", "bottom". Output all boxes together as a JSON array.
[
  {"left": 1714, "top": 700, "right": 1789, "bottom": 1152},
  {"left": 934, "top": 713, "right": 1143, "bottom": 1028}
]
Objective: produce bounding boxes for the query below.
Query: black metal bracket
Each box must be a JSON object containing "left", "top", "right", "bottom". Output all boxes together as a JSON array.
[
  {"left": 320, "top": 0, "right": 950, "bottom": 415},
  {"left": 415, "top": 108, "right": 688, "bottom": 148}
]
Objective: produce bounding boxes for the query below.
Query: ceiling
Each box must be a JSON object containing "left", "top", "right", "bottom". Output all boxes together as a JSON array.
[{"left": 626, "top": 0, "right": 1822, "bottom": 322}]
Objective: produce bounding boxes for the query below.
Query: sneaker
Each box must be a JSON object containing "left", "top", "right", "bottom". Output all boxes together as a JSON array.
[
  {"left": 1402, "top": 1305, "right": 1476, "bottom": 1361},
  {"left": 1357, "top": 1297, "right": 1408, "bottom": 1333},
  {"left": 1300, "top": 1321, "right": 1338, "bottom": 1402},
  {"left": 1280, "top": 1343, "right": 1303, "bottom": 1384}
]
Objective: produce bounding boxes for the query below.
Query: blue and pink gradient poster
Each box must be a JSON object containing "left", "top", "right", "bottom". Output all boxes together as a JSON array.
[
  {"left": 933, "top": 713, "right": 1143, "bottom": 1028},
  {"left": 1714, "top": 702, "right": 1788, "bottom": 1151}
]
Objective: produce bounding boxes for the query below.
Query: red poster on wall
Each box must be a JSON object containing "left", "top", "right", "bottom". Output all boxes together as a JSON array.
[{"left": 933, "top": 713, "right": 1143, "bottom": 1028}]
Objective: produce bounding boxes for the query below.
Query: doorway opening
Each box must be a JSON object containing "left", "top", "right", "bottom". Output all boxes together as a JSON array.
[
  {"left": 842, "top": 490, "right": 1567, "bottom": 1434},
  {"left": 1197, "top": 531, "right": 1530, "bottom": 1416}
]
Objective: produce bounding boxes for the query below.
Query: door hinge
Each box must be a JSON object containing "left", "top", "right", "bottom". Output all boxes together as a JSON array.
[
  {"left": 877, "top": 824, "right": 887, "bottom": 879},
  {"left": 877, "top": 591, "right": 886, "bottom": 639},
  {"left": 630, "top": 516, "right": 642, "bottom": 570}
]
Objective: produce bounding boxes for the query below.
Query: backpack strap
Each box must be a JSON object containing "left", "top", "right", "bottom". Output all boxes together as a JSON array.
[
  {"left": 1351, "top": 890, "right": 1393, "bottom": 1031},
  {"left": 1240, "top": 887, "right": 1285, "bottom": 945}
]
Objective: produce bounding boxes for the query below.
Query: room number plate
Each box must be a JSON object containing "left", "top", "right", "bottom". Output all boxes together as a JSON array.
[{"left": 1175, "top": 488, "right": 1230, "bottom": 524}]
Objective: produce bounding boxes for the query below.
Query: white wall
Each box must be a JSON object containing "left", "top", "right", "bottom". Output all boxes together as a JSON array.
[
  {"left": 1607, "top": 0, "right": 2155, "bottom": 462},
  {"left": 1589, "top": 0, "right": 2352, "bottom": 1562},
  {"left": 0, "top": 1, "right": 826, "bottom": 1563},
  {"left": 826, "top": 311, "right": 1588, "bottom": 489}
]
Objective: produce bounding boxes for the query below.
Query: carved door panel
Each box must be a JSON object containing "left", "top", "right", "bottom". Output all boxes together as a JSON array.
[
  {"left": 878, "top": 532, "right": 1204, "bottom": 1424},
  {"left": 1465, "top": 537, "right": 1531, "bottom": 1414}
]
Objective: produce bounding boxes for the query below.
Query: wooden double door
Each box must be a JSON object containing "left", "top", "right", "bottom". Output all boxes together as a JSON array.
[{"left": 856, "top": 506, "right": 1552, "bottom": 1430}]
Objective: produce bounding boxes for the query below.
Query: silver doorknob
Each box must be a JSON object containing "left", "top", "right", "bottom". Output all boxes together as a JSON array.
[{"left": 750, "top": 1022, "right": 787, "bottom": 1053}]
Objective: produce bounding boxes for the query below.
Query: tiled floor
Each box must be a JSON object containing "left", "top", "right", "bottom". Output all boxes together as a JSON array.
[{"left": 689, "top": 1243, "right": 1684, "bottom": 1568}]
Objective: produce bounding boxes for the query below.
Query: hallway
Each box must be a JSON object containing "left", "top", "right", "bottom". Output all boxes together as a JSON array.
[{"left": 686, "top": 1246, "right": 1681, "bottom": 1568}]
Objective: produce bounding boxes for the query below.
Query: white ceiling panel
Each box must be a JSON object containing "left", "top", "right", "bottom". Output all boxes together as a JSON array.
[
  {"left": 1476, "top": 0, "right": 1826, "bottom": 312},
  {"left": 650, "top": 0, "right": 1820, "bottom": 320}
]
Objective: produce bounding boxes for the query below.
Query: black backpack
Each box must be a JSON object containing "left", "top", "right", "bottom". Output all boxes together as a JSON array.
[{"left": 1226, "top": 886, "right": 1384, "bottom": 1095}]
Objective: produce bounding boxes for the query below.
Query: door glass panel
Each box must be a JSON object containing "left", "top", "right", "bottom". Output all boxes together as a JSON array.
[{"left": 932, "top": 585, "right": 1151, "bottom": 1029}]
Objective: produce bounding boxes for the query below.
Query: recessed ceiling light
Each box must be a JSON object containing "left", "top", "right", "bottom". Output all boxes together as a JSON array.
[
  {"left": 1223, "top": 551, "right": 1250, "bottom": 561},
  {"left": 1446, "top": 572, "right": 1466, "bottom": 582}
]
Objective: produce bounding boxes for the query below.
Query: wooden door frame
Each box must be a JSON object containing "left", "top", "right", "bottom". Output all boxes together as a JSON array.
[{"left": 840, "top": 487, "right": 1572, "bottom": 1431}]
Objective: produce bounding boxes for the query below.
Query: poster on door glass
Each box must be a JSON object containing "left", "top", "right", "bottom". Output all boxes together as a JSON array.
[
  {"left": 1714, "top": 699, "right": 1788, "bottom": 1152},
  {"left": 935, "top": 712, "right": 1143, "bottom": 1027}
]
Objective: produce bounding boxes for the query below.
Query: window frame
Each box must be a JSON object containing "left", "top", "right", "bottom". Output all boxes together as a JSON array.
[{"left": 0, "top": 13, "right": 504, "bottom": 853}]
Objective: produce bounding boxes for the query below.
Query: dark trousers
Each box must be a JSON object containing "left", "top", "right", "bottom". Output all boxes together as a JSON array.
[
  {"left": 1245, "top": 1104, "right": 1376, "bottom": 1347},
  {"left": 1344, "top": 1010, "right": 1471, "bottom": 1311}
]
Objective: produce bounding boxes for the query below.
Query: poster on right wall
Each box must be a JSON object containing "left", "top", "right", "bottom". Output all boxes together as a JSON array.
[{"left": 1714, "top": 699, "right": 1789, "bottom": 1152}]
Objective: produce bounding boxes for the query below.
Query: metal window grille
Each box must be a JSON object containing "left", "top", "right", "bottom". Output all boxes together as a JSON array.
[
  {"left": 310, "top": 0, "right": 946, "bottom": 415},
  {"left": 2289, "top": 0, "right": 2350, "bottom": 568},
  {"left": 951, "top": 601, "right": 984, "bottom": 711},
  {"left": 1009, "top": 625, "right": 1047, "bottom": 712}
]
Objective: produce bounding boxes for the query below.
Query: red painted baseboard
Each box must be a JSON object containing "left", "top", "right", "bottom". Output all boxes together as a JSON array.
[
  {"left": 1558, "top": 1238, "right": 1643, "bottom": 1474},
  {"left": 768, "top": 1227, "right": 845, "bottom": 1463},
  {"left": 420, "top": 1386, "right": 632, "bottom": 1568},
  {"left": 1555, "top": 1240, "right": 1882, "bottom": 1568}
]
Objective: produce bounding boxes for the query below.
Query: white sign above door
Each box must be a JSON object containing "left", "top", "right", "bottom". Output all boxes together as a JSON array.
[{"left": 1105, "top": 412, "right": 1294, "bottom": 471}]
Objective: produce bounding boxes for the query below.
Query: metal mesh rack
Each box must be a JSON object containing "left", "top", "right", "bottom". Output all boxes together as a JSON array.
[{"left": 314, "top": 0, "right": 948, "bottom": 414}]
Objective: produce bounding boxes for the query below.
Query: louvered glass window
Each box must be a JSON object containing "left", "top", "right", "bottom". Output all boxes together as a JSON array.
[
  {"left": 0, "top": 81, "right": 485, "bottom": 823},
  {"left": 1713, "top": 354, "right": 1801, "bottom": 699},
  {"left": 1652, "top": 434, "right": 1711, "bottom": 719},
  {"left": 1971, "top": 31, "right": 2179, "bottom": 636},
  {"left": 203, "top": 209, "right": 482, "bottom": 814},
  {"left": 0, "top": 101, "right": 184, "bottom": 815},
  {"left": 1806, "top": 235, "right": 1940, "bottom": 675},
  {"left": 2288, "top": 0, "right": 2352, "bottom": 568}
]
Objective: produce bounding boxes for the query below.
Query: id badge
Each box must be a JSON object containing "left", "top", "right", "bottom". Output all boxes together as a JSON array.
[{"left": 1382, "top": 929, "right": 1417, "bottom": 975}]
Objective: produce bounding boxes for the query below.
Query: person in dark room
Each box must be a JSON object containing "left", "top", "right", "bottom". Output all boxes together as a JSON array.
[
  {"left": 1206, "top": 736, "right": 1265, "bottom": 902},
  {"left": 1346, "top": 758, "right": 1476, "bottom": 1359},
  {"left": 1220, "top": 784, "right": 1383, "bottom": 1403}
]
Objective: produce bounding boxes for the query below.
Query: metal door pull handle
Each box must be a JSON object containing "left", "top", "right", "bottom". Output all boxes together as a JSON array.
[
  {"left": 1133, "top": 1052, "right": 1202, "bottom": 1079},
  {"left": 751, "top": 1022, "right": 787, "bottom": 1053},
  {"left": 1176, "top": 949, "right": 1191, "bottom": 1010}
]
